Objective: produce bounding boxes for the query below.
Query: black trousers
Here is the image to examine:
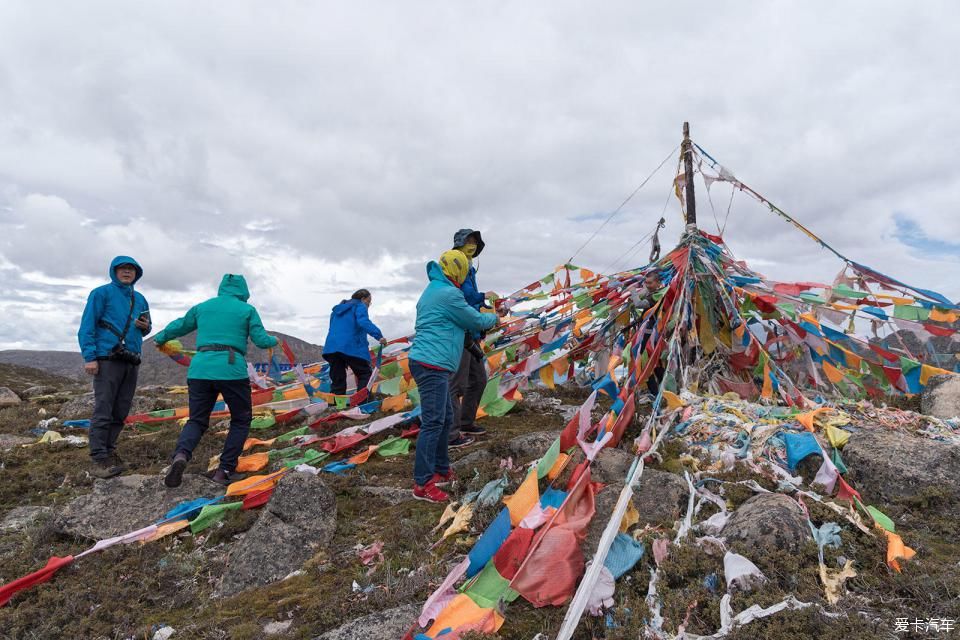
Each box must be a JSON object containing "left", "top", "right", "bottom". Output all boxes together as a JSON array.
[
  {"left": 449, "top": 348, "right": 487, "bottom": 440},
  {"left": 174, "top": 378, "right": 252, "bottom": 473},
  {"left": 639, "top": 330, "right": 665, "bottom": 395},
  {"left": 90, "top": 360, "right": 139, "bottom": 461},
  {"left": 324, "top": 352, "right": 373, "bottom": 396}
]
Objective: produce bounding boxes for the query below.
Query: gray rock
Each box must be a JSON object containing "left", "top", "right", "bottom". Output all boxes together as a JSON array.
[
  {"left": 264, "top": 619, "right": 293, "bottom": 635},
  {"left": 593, "top": 447, "right": 635, "bottom": 485},
  {"left": 58, "top": 392, "right": 175, "bottom": 420},
  {"left": 22, "top": 385, "right": 58, "bottom": 398},
  {"left": 0, "top": 433, "right": 34, "bottom": 449},
  {"left": 57, "top": 393, "right": 95, "bottom": 419},
  {"left": 360, "top": 486, "right": 414, "bottom": 505},
  {"left": 452, "top": 448, "right": 495, "bottom": 471},
  {"left": 843, "top": 428, "right": 960, "bottom": 505},
  {"left": 921, "top": 374, "right": 960, "bottom": 420},
  {"left": 315, "top": 603, "right": 419, "bottom": 640},
  {"left": 56, "top": 473, "right": 223, "bottom": 539},
  {"left": 522, "top": 391, "right": 564, "bottom": 413},
  {"left": 506, "top": 430, "right": 561, "bottom": 460},
  {"left": 583, "top": 481, "right": 624, "bottom": 560},
  {"left": 0, "top": 386, "right": 21, "bottom": 407},
  {"left": 722, "top": 493, "right": 809, "bottom": 553},
  {"left": 633, "top": 469, "right": 690, "bottom": 527},
  {"left": 217, "top": 471, "right": 337, "bottom": 597},
  {"left": 0, "top": 506, "right": 52, "bottom": 532}
]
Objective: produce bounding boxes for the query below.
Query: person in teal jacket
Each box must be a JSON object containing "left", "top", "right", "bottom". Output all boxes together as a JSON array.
[
  {"left": 153, "top": 274, "right": 279, "bottom": 487},
  {"left": 409, "top": 250, "right": 500, "bottom": 503},
  {"left": 78, "top": 256, "right": 152, "bottom": 478}
]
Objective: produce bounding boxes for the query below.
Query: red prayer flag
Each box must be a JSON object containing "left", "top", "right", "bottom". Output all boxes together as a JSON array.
[
  {"left": 0, "top": 556, "right": 74, "bottom": 607},
  {"left": 281, "top": 340, "right": 296, "bottom": 365},
  {"left": 242, "top": 487, "right": 275, "bottom": 510}
]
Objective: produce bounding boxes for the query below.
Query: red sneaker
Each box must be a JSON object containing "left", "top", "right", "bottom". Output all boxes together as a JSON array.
[
  {"left": 413, "top": 481, "right": 450, "bottom": 503},
  {"left": 432, "top": 469, "right": 456, "bottom": 487}
]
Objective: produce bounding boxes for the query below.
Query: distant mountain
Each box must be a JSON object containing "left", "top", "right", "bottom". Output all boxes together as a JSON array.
[
  {"left": 0, "top": 333, "right": 324, "bottom": 387},
  {"left": 0, "top": 350, "right": 84, "bottom": 380}
]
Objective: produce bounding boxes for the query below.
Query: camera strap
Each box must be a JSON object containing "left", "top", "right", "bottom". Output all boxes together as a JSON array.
[{"left": 98, "top": 289, "right": 136, "bottom": 349}]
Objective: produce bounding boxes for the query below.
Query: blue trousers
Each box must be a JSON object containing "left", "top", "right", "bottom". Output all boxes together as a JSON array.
[
  {"left": 411, "top": 361, "right": 454, "bottom": 486},
  {"left": 175, "top": 378, "right": 252, "bottom": 473}
]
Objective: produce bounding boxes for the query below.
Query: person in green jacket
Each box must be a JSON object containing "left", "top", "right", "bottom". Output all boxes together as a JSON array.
[{"left": 153, "top": 274, "right": 279, "bottom": 487}]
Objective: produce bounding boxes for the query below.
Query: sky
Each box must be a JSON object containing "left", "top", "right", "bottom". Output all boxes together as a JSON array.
[{"left": 1, "top": 1, "right": 958, "bottom": 352}]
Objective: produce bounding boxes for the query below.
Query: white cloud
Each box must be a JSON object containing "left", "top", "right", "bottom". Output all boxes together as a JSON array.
[{"left": 0, "top": 0, "right": 958, "bottom": 351}]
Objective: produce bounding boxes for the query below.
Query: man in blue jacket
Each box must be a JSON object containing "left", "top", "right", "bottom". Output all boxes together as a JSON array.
[
  {"left": 78, "top": 256, "right": 151, "bottom": 478},
  {"left": 408, "top": 250, "right": 501, "bottom": 503},
  {"left": 448, "top": 229, "right": 496, "bottom": 447},
  {"left": 322, "top": 289, "right": 387, "bottom": 396}
]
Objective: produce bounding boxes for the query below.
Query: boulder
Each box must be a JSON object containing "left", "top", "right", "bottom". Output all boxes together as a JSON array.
[
  {"left": 57, "top": 393, "right": 175, "bottom": 420},
  {"left": 843, "top": 428, "right": 960, "bottom": 505},
  {"left": 217, "top": 471, "right": 337, "bottom": 596},
  {"left": 22, "top": 385, "right": 58, "bottom": 398},
  {"left": 921, "top": 374, "right": 960, "bottom": 420},
  {"left": 522, "top": 392, "right": 564, "bottom": 414},
  {"left": 0, "top": 387, "right": 21, "bottom": 407},
  {"left": 1, "top": 506, "right": 52, "bottom": 532},
  {"left": 633, "top": 469, "right": 690, "bottom": 527},
  {"left": 315, "top": 603, "right": 419, "bottom": 640},
  {"left": 583, "top": 481, "right": 624, "bottom": 559},
  {"left": 56, "top": 473, "right": 223, "bottom": 539},
  {"left": 722, "top": 493, "right": 809, "bottom": 553},
  {"left": 0, "top": 434, "right": 34, "bottom": 449},
  {"left": 506, "top": 430, "right": 561, "bottom": 460},
  {"left": 593, "top": 447, "right": 635, "bottom": 485},
  {"left": 58, "top": 393, "right": 95, "bottom": 420},
  {"left": 452, "top": 448, "right": 495, "bottom": 471}
]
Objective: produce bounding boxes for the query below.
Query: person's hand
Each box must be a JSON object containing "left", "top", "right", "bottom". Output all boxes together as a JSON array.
[
  {"left": 378, "top": 337, "right": 388, "bottom": 346},
  {"left": 134, "top": 317, "right": 150, "bottom": 331},
  {"left": 84, "top": 361, "right": 99, "bottom": 376}
]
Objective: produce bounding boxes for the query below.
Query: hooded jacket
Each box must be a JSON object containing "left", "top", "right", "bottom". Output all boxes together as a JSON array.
[
  {"left": 408, "top": 261, "right": 498, "bottom": 371},
  {"left": 323, "top": 298, "right": 384, "bottom": 361},
  {"left": 452, "top": 228, "right": 489, "bottom": 340},
  {"left": 153, "top": 274, "right": 278, "bottom": 380},
  {"left": 78, "top": 256, "right": 151, "bottom": 362}
]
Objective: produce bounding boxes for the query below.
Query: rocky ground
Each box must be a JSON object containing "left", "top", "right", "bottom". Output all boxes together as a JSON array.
[{"left": 0, "top": 365, "right": 958, "bottom": 640}]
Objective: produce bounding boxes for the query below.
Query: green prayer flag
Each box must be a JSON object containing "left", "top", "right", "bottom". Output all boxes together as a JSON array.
[
  {"left": 482, "top": 397, "right": 515, "bottom": 417},
  {"left": 379, "top": 361, "right": 401, "bottom": 379},
  {"left": 275, "top": 426, "right": 310, "bottom": 442},
  {"left": 189, "top": 502, "right": 242, "bottom": 533},
  {"left": 250, "top": 415, "right": 276, "bottom": 430},
  {"left": 461, "top": 561, "right": 513, "bottom": 609},
  {"left": 284, "top": 448, "right": 328, "bottom": 468},
  {"left": 830, "top": 448, "right": 847, "bottom": 474},
  {"left": 831, "top": 284, "right": 869, "bottom": 299},
  {"left": 893, "top": 305, "right": 929, "bottom": 322},
  {"left": 334, "top": 395, "right": 348, "bottom": 410},
  {"left": 376, "top": 436, "right": 412, "bottom": 457},
  {"left": 406, "top": 388, "right": 420, "bottom": 406},
  {"left": 537, "top": 438, "right": 561, "bottom": 478},
  {"left": 268, "top": 445, "right": 302, "bottom": 460},
  {"left": 479, "top": 376, "right": 502, "bottom": 408},
  {"left": 377, "top": 376, "right": 403, "bottom": 397},
  {"left": 867, "top": 505, "right": 895, "bottom": 532}
]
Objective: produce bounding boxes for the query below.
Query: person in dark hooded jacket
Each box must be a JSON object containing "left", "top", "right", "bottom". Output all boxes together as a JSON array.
[
  {"left": 322, "top": 289, "right": 387, "bottom": 396},
  {"left": 78, "top": 256, "right": 152, "bottom": 478},
  {"left": 153, "top": 274, "right": 278, "bottom": 487},
  {"left": 448, "top": 229, "right": 497, "bottom": 447}
]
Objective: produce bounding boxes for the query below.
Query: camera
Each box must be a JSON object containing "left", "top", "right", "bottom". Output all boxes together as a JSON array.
[{"left": 108, "top": 343, "right": 142, "bottom": 366}]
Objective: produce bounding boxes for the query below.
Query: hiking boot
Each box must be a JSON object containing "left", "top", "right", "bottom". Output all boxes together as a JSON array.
[
  {"left": 208, "top": 469, "right": 244, "bottom": 486},
  {"left": 448, "top": 435, "right": 475, "bottom": 449},
  {"left": 109, "top": 453, "right": 128, "bottom": 473},
  {"left": 90, "top": 458, "right": 122, "bottom": 479},
  {"left": 460, "top": 424, "right": 487, "bottom": 437},
  {"left": 432, "top": 469, "right": 456, "bottom": 487},
  {"left": 413, "top": 480, "right": 450, "bottom": 504},
  {"left": 164, "top": 453, "right": 188, "bottom": 488}
]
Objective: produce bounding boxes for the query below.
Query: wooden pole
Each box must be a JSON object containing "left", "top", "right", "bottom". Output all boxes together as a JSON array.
[{"left": 682, "top": 121, "right": 697, "bottom": 227}]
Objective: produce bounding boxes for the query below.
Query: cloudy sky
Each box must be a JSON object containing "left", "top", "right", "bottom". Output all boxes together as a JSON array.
[{"left": 1, "top": 1, "right": 958, "bottom": 353}]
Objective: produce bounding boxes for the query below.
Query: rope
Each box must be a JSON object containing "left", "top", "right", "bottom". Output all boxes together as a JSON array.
[{"left": 567, "top": 145, "right": 679, "bottom": 264}]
